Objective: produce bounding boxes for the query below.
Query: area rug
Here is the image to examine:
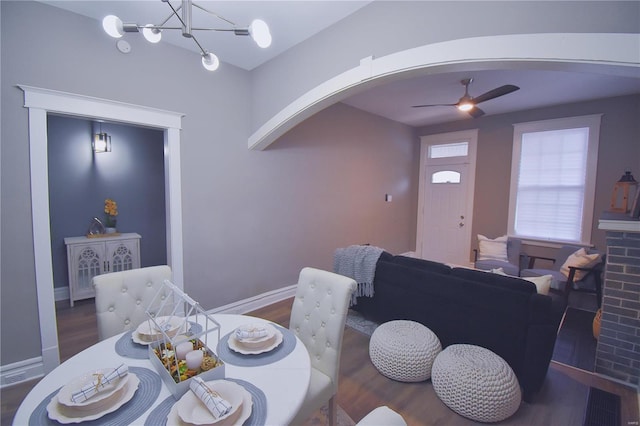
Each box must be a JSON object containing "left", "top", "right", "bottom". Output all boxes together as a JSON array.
[
  {"left": 551, "top": 307, "right": 597, "bottom": 371},
  {"left": 305, "top": 405, "right": 356, "bottom": 426},
  {"left": 345, "top": 309, "right": 378, "bottom": 336}
]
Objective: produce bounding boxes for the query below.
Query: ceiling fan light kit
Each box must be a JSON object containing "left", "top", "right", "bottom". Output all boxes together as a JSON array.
[
  {"left": 413, "top": 77, "right": 520, "bottom": 118},
  {"left": 101, "top": 0, "right": 272, "bottom": 71}
]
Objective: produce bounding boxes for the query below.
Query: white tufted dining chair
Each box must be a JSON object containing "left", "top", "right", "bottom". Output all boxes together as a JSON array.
[
  {"left": 289, "top": 267, "right": 357, "bottom": 426},
  {"left": 93, "top": 265, "right": 173, "bottom": 341},
  {"left": 356, "top": 406, "right": 407, "bottom": 426}
]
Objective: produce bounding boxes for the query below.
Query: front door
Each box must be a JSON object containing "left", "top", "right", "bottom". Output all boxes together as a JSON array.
[{"left": 417, "top": 130, "right": 477, "bottom": 266}]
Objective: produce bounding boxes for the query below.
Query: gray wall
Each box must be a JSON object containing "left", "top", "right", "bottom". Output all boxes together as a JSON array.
[
  {"left": 48, "top": 115, "right": 167, "bottom": 291},
  {"left": 1, "top": 1, "right": 417, "bottom": 365},
  {"left": 416, "top": 94, "right": 640, "bottom": 259},
  {"left": 1, "top": 0, "right": 637, "bottom": 370}
]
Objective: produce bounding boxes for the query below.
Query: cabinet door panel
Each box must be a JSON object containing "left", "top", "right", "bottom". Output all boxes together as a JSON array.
[
  {"left": 105, "top": 239, "right": 140, "bottom": 273},
  {"left": 70, "top": 243, "right": 105, "bottom": 300}
]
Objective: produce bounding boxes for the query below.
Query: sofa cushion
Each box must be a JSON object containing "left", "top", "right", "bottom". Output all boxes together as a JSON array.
[
  {"left": 451, "top": 267, "right": 536, "bottom": 294},
  {"left": 390, "top": 255, "right": 452, "bottom": 275},
  {"left": 491, "top": 268, "right": 552, "bottom": 295}
]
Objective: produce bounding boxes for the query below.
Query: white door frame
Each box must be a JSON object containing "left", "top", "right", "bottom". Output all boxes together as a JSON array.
[
  {"left": 19, "top": 85, "right": 185, "bottom": 374},
  {"left": 416, "top": 130, "right": 478, "bottom": 262}
]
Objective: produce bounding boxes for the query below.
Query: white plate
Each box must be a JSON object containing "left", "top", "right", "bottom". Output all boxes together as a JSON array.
[
  {"left": 168, "top": 382, "right": 252, "bottom": 426},
  {"left": 47, "top": 374, "right": 140, "bottom": 424},
  {"left": 135, "top": 316, "right": 185, "bottom": 341},
  {"left": 228, "top": 328, "right": 283, "bottom": 355},
  {"left": 57, "top": 368, "right": 129, "bottom": 408},
  {"left": 234, "top": 324, "right": 277, "bottom": 349},
  {"left": 132, "top": 325, "right": 189, "bottom": 346}
]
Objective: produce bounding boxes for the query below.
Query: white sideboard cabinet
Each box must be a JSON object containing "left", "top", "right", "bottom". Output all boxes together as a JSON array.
[{"left": 64, "top": 233, "right": 141, "bottom": 306}]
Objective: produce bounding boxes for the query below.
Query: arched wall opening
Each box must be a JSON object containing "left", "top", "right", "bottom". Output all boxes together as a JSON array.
[{"left": 249, "top": 33, "right": 639, "bottom": 151}]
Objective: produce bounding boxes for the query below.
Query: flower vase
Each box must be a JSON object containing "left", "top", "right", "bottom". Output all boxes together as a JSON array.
[{"left": 105, "top": 227, "right": 117, "bottom": 234}]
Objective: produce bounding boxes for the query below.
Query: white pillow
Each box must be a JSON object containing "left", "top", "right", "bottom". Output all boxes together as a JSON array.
[
  {"left": 522, "top": 275, "right": 552, "bottom": 295},
  {"left": 491, "top": 267, "right": 551, "bottom": 295},
  {"left": 477, "top": 234, "right": 509, "bottom": 262},
  {"left": 560, "top": 248, "right": 601, "bottom": 281}
]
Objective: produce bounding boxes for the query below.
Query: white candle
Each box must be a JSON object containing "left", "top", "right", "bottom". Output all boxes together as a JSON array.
[
  {"left": 176, "top": 341, "right": 193, "bottom": 360},
  {"left": 185, "top": 350, "right": 204, "bottom": 370}
]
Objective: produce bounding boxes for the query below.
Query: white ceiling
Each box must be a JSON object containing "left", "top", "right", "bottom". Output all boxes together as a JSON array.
[
  {"left": 40, "top": 1, "right": 640, "bottom": 128},
  {"left": 39, "top": 0, "right": 373, "bottom": 70},
  {"left": 343, "top": 68, "right": 640, "bottom": 127}
]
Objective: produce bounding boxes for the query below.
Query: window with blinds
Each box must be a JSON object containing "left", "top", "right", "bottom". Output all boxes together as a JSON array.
[{"left": 508, "top": 115, "right": 601, "bottom": 245}]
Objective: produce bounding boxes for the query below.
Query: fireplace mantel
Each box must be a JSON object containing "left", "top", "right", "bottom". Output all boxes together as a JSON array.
[{"left": 599, "top": 211, "right": 640, "bottom": 232}]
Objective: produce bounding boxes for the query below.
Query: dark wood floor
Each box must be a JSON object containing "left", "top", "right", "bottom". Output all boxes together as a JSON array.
[{"left": 2, "top": 297, "right": 638, "bottom": 425}]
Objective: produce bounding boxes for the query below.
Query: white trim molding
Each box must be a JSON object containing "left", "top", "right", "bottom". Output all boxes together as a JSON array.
[
  {"left": 0, "top": 357, "right": 45, "bottom": 389},
  {"left": 207, "top": 285, "right": 297, "bottom": 315},
  {"left": 18, "top": 85, "right": 185, "bottom": 374},
  {"left": 248, "top": 33, "right": 640, "bottom": 151}
]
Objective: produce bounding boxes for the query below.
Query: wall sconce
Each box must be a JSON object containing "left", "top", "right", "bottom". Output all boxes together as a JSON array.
[{"left": 93, "top": 123, "right": 112, "bottom": 153}]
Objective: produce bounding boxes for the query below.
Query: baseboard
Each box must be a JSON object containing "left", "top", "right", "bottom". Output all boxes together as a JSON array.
[
  {"left": 54, "top": 286, "right": 69, "bottom": 302},
  {"left": 0, "top": 356, "right": 45, "bottom": 389},
  {"left": 207, "top": 284, "right": 297, "bottom": 315},
  {"left": 0, "top": 284, "right": 297, "bottom": 389}
]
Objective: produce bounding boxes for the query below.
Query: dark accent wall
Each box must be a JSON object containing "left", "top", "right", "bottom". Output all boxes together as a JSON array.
[{"left": 47, "top": 115, "right": 167, "bottom": 291}]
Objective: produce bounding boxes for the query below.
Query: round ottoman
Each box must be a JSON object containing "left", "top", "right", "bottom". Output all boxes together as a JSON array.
[
  {"left": 431, "top": 344, "right": 521, "bottom": 423},
  {"left": 369, "top": 320, "right": 441, "bottom": 382}
]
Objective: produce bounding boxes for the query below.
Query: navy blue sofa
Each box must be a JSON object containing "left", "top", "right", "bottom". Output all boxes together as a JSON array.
[{"left": 352, "top": 253, "right": 565, "bottom": 402}]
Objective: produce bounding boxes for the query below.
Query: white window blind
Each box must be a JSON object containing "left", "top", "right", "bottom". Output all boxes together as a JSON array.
[{"left": 509, "top": 115, "right": 601, "bottom": 244}]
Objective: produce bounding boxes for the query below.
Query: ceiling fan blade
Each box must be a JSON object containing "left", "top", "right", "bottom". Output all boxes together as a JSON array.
[
  {"left": 467, "top": 106, "right": 485, "bottom": 118},
  {"left": 411, "top": 103, "right": 457, "bottom": 108},
  {"left": 472, "top": 84, "right": 520, "bottom": 104}
]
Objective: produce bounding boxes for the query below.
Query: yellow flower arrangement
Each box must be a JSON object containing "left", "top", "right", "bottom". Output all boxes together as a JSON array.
[{"left": 104, "top": 198, "right": 118, "bottom": 228}]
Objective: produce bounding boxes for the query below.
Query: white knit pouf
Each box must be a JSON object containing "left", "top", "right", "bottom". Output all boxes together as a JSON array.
[
  {"left": 369, "top": 320, "right": 442, "bottom": 382},
  {"left": 431, "top": 344, "right": 521, "bottom": 423}
]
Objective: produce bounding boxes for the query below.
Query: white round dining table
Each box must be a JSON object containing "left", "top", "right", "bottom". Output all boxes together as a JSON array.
[{"left": 13, "top": 314, "right": 311, "bottom": 425}]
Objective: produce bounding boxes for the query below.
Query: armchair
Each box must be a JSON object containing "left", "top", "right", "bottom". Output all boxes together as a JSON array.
[
  {"left": 520, "top": 246, "right": 605, "bottom": 307},
  {"left": 473, "top": 236, "right": 527, "bottom": 276}
]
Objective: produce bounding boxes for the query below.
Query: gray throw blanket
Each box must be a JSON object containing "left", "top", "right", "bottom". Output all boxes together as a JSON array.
[{"left": 333, "top": 245, "right": 385, "bottom": 305}]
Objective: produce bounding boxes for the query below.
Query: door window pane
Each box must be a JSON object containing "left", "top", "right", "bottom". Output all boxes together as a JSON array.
[
  {"left": 429, "top": 142, "right": 468, "bottom": 159},
  {"left": 432, "top": 170, "right": 461, "bottom": 184}
]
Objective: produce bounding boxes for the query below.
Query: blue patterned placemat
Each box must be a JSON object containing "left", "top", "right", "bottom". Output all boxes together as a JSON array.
[
  {"left": 216, "top": 326, "right": 296, "bottom": 367},
  {"left": 144, "top": 378, "right": 267, "bottom": 426},
  {"left": 29, "top": 366, "right": 161, "bottom": 426},
  {"left": 115, "top": 322, "right": 203, "bottom": 359}
]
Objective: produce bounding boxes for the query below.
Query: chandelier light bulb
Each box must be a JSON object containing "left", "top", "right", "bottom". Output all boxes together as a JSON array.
[
  {"left": 201, "top": 52, "right": 220, "bottom": 71},
  {"left": 102, "top": 15, "right": 124, "bottom": 38},
  {"left": 249, "top": 19, "right": 272, "bottom": 48},
  {"left": 142, "top": 24, "right": 162, "bottom": 43}
]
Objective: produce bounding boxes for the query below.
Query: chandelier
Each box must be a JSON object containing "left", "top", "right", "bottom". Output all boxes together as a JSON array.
[{"left": 102, "top": 0, "right": 272, "bottom": 71}]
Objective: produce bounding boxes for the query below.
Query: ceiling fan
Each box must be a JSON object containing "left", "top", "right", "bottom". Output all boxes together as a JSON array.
[{"left": 412, "top": 78, "right": 520, "bottom": 118}]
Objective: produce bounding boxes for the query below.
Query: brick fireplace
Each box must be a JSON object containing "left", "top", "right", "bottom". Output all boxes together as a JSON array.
[{"left": 596, "top": 213, "right": 640, "bottom": 387}]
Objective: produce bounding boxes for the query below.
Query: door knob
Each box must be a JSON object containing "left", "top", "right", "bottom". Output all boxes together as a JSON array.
[{"left": 459, "top": 222, "right": 464, "bottom": 227}]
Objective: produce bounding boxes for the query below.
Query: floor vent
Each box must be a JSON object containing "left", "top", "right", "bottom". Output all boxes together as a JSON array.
[{"left": 583, "top": 387, "right": 621, "bottom": 426}]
